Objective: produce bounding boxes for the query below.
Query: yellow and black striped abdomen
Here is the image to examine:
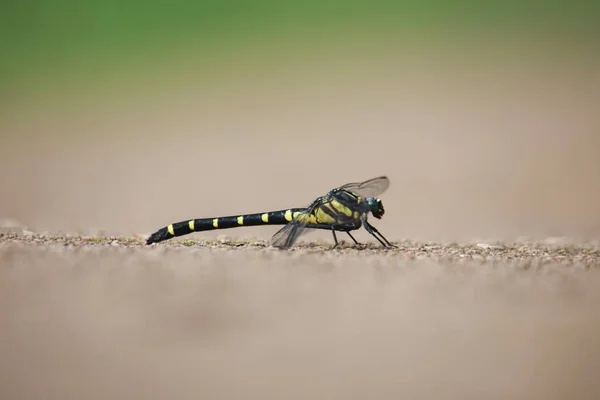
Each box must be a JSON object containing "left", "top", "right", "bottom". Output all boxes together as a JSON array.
[{"left": 146, "top": 208, "right": 305, "bottom": 244}]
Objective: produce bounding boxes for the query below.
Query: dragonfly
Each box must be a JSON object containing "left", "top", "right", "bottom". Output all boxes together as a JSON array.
[{"left": 145, "top": 176, "right": 394, "bottom": 249}]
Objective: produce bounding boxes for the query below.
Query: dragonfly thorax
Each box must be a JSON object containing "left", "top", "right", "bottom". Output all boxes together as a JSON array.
[{"left": 366, "top": 197, "right": 385, "bottom": 219}]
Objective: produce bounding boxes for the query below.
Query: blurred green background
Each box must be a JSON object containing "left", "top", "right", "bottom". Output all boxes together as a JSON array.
[{"left": 2, "top": 0, "right": 598, "bottom": 101}]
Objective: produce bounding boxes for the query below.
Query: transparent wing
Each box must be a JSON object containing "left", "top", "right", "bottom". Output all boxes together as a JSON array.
[
  {"left": 270, "top": 216, "right": 313, "bottom": 249},
  {"left": 270, "top": 202, "right": 319, "bottom": 249},
  {"left": 338, "top": 176, "right": 390, "bottom": 198}
]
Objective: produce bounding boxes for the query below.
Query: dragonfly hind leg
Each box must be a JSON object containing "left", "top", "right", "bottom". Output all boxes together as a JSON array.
[
  {"left": 330, "top": 226, "right": 340, "bottom": 249},
  {"left": 308, "top": 224, "right": 359, "bottom": 249},
  {"left": 331, "top": 228, "right": 363, "bottom": 249},
  {"left": 330, "top": 228, "right": 361, "bottom": 249}
]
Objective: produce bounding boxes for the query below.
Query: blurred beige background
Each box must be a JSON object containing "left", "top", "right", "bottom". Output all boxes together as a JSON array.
[{"left": 2, "top": 41, "right": 599, "bottom": 244}]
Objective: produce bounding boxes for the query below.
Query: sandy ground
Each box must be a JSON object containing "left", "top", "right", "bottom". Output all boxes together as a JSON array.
[
  {"left": 1, "top": 235, "right": 600, "bottom": 399},
  {"left": 2, "top": 47, "right": 600, "bottom": 398}
]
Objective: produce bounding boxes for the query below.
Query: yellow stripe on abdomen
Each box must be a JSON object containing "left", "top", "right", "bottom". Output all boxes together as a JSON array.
[
  {"left": 261, "top": 213, "right": 269, "bottom": 223},
  {"left": 189, "top": 220, "right": 195, "bottom": 231},
  {"left": 284, "top": 209, "right": 293, "bottom": 222},
  {"left": 212, "top": 219, "right": 219, "bottom": 228},
  {"left": 168, "top": 224, "right": 175, "bottom": 235},
  {"left": 237, "top": 216, "right": 244, "bottom": 225}
]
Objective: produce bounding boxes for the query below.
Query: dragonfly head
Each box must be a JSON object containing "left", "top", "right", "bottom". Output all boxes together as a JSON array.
[{"left": 367, "top": 197, "right": 385, "bottom": 219}]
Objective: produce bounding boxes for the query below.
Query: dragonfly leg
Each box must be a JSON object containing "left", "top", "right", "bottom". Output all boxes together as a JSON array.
[
  {"left": 364, "top": 222, "right": 395, "bottom": 248},
  {"left": 346, "top": 231, "right": 360, "bottom": 245},
  {"left": 330, "top": 226, "right": 340, "bottom": 249}
]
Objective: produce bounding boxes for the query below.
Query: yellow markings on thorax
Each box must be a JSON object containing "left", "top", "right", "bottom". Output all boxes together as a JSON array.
[
  {"left": 212, "top": 218, "right": 219, "bottom": 228},
  {"left": 237, "top": 216, "right": 244, "bottom": 225},
  {"left": 284, "top": 209, "right": 293, "bottom": 222},
  {"left": 167, "top": 224, "right": 175, "bottom": 236},
  {"left": 330, "top": 200, "right": 353, "bottom": 217},
  {"left": 189, "top": 220, "right": 195, "bottom": 231},
  {"left": 261, "top": 213, "right": 269, "bottom": 223},
  {"left": 314, "top": 207, "right": 336, "bottom": 225},
  {"left": 353, "top": 211, "right": 359, "bottom": 219},
  {"left": 293, "top": 211, "right": 301, "bottom": 219}
]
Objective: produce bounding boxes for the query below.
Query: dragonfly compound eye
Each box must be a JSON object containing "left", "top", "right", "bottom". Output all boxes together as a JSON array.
[
  {"left": 367, "top": 198, "right": 385, "bottom": 219},
  {"left": 374, "top": 199, "right": 385, "bottom": 218}
]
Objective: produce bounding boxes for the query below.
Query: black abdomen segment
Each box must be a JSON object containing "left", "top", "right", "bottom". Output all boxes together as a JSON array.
[{"left": 146, "top": 208, "right": 305, "bottom": 244}]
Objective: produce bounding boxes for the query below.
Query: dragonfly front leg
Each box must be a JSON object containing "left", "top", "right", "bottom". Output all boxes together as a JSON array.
[
  {"left": 366, "top": 222, "right": 395, "bottom": 248},
  {"left": 363, "top": 220, "right": 395, "bottom": 248}
]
